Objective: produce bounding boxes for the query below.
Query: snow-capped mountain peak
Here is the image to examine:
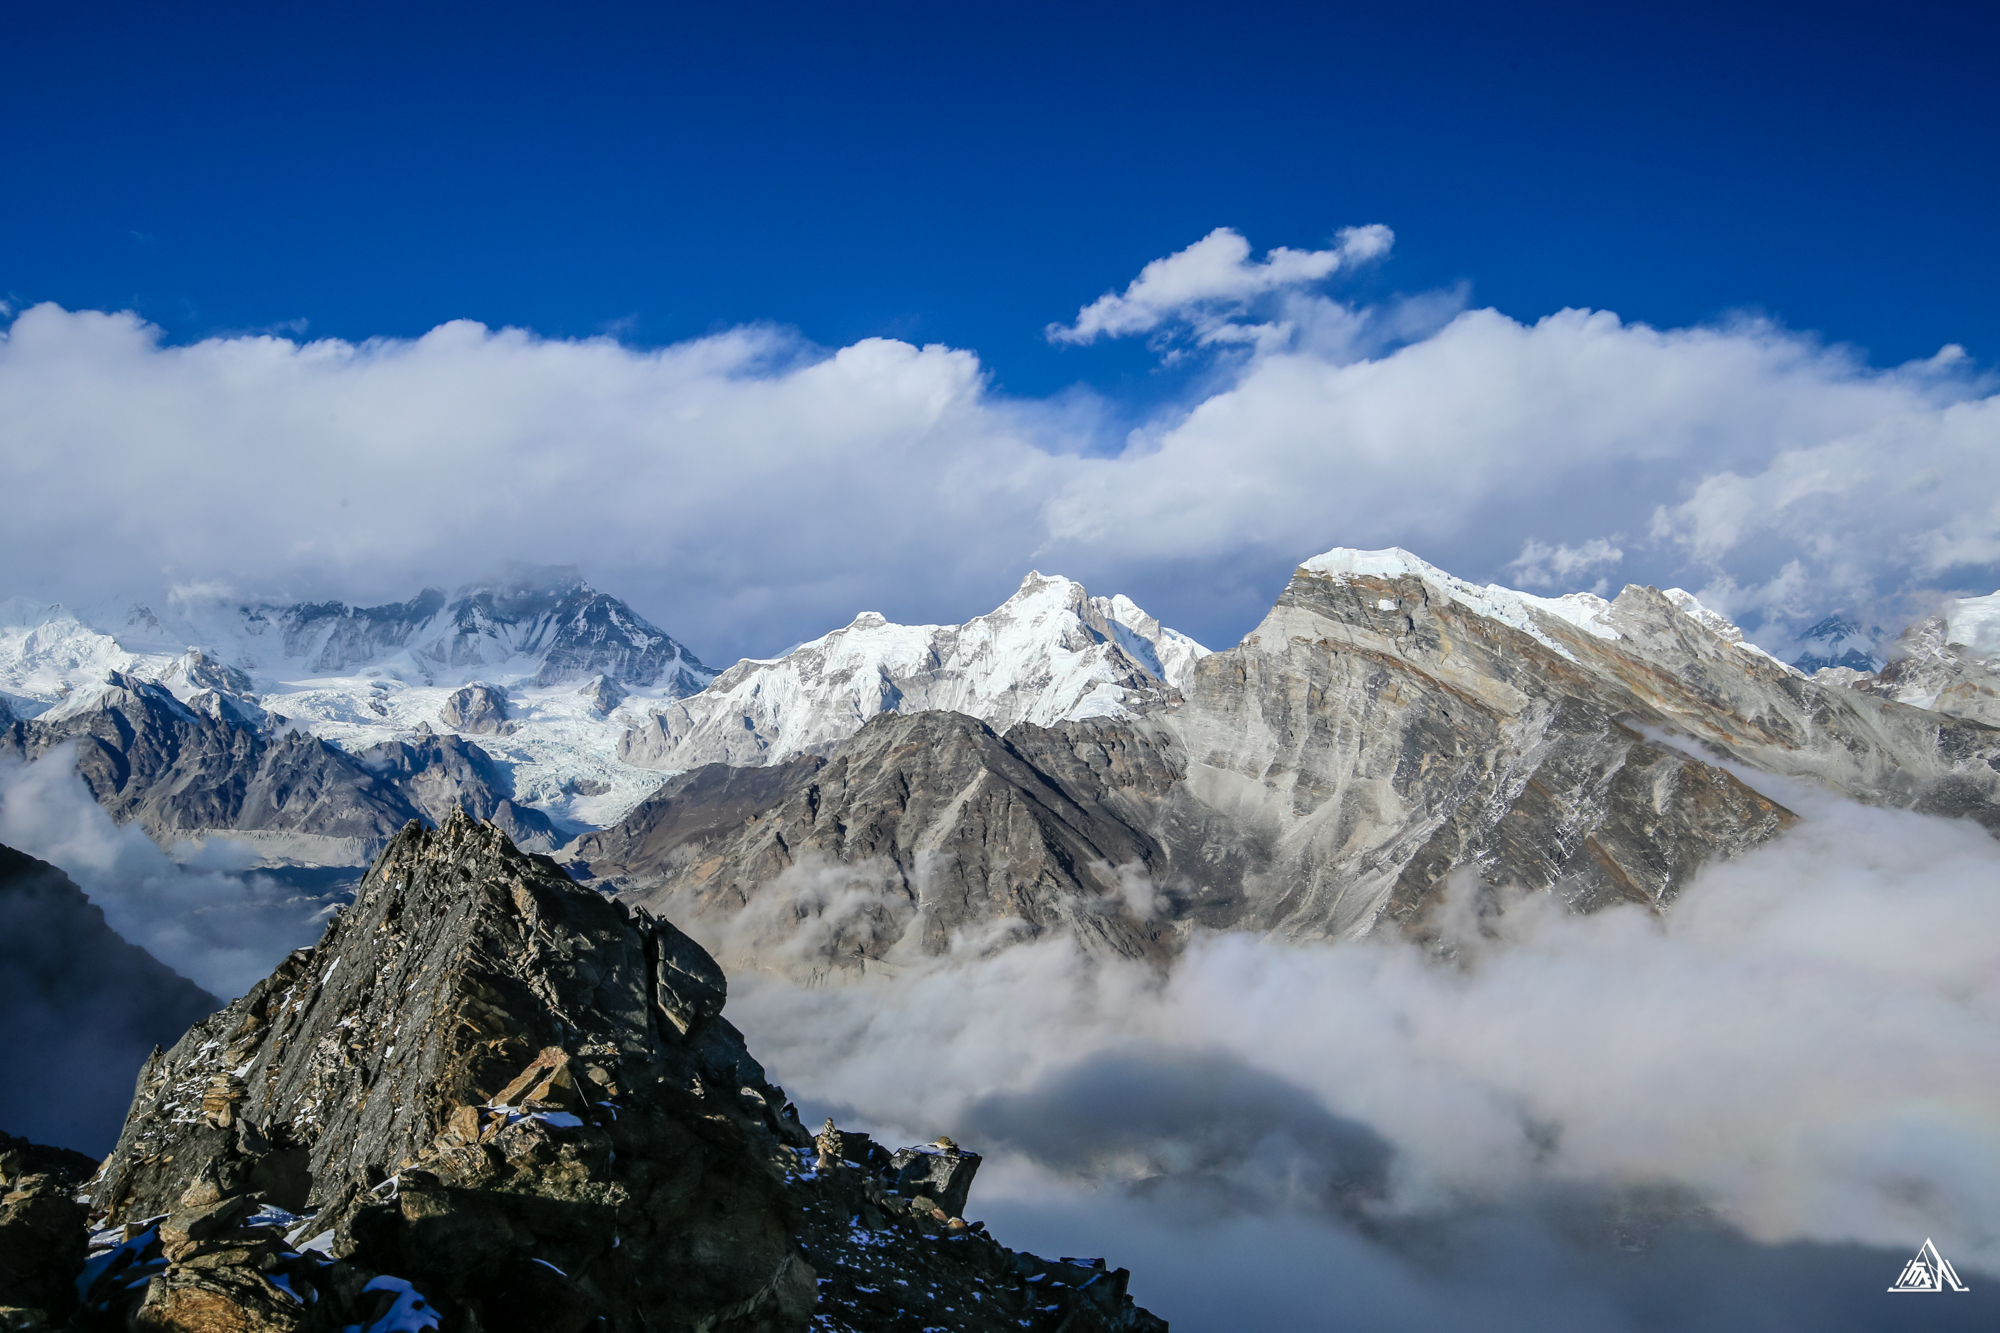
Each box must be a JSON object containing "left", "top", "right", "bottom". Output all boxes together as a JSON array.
[{"left": 617, "top": 573, "right": 1210, "bottom": 771}]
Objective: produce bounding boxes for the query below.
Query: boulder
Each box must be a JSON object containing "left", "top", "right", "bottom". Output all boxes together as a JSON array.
[
  {"left": 438, "top": 683, "right": 509, "bottom": 735},
  {"left": 0, "top": 1133, "right": 95, "bottom": 1326}
]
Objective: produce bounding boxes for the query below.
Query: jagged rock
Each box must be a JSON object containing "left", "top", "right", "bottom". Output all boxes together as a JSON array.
[
  {"left": 0, "top": 843, "right": 219, "bottom": 1153},
  {"left": 1, "top": 674, "right": 418, "bottom": 864},
  {"left": 576, "top": 675, "right": 626, "bottom": 716},
  {"left": 354, "top": 735, "right": 558, "bottom": 852},
  {"left": 888, "top": 1145, "right": 981, "bottom": 1221},
  {"left": 437, "top": 683, "right": 509, "bottom": 735},
  {"left": 0, "top": 1133, "right": 96, "bottom": 1325},
  {"left": 89, "top": 813, "right": 1165, "bottom": 1332},
  {"left": 1866, "top": 611, "right": 2000, "bottom": 727},
  {"left": 603, "top": 711, "right": 1178, "bottom": 977},
  {"left": 164, "top": 649, "right": 254, "bottom": 698},
  {"left": 800, "top": 1125, "right": 1165, "bottom": 1331},
  {"left": 585, "top": 549, "right": 2000, "bottom": 968}
]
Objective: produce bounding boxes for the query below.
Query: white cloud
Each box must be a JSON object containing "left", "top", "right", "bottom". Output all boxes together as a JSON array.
[
  {"left": 1045, "top": 224, "right": 1393, "bottom": 346},
  {"left": 2, "top": 242, "right": 1997, "bottom": 665},
  {"left": 1507, "top": 537, "right": 1624, "bottom": 590},
  {"left": 0, "top": 746, "right": 328, "bottom": 997},
  {"left": 729, "top": 780, "right": 2000, "bottom": 1323}
]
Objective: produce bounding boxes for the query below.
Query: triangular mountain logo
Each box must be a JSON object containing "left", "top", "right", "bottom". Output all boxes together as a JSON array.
[{"left": 1888, "top": 1239, "right": 1970, "bottom": 1293}]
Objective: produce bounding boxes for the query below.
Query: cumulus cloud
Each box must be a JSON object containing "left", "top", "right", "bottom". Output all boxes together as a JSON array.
[
  {"left": 1045, "top": 224, "right": 1394, "bottom": 345},
  {"left": 727, "top": 782, "right": 2000, "bottom": 1325},
  {"left": 1, "top": 233, "right": 1997, "bottom": 665},
  {"left": 0, "top": 746, "right": 335, "bottom": 996}
]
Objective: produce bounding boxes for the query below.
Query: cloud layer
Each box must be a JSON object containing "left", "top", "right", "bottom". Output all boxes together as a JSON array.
[
  {"left": 0, "top": 747, "right": 334, "bottom": 997},
  {"left": 2, "top": 231, "right": 1997, "bottom": 666},
  {"left": 728, "top": 779, "right": 2000, "bottom": 1327}
]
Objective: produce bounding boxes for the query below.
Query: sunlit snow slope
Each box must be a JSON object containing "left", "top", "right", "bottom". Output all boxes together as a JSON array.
[{"left": 616, "top": 572, "right": 1211, "bottom": 770}]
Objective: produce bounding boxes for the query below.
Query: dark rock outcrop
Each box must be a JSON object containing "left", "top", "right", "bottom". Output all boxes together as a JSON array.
[
  {"left": 354, "top": 734, "right": 557, "bottom": 851},
  {"left": 437, "top": 683, "right": 509, "bottom": 736},
  {"left": 0, "top": 843, "right": 219, "bottom": 1154},
  {"left": 2, "top": 675, "right": 419, "bottom": 864},
  {"left": 88, "top": 813, "right": 1164, "bottom": 1332},
  {"left": 597, "top": 712, "right": 1179, "bottom": 977},
  {"left": 0, "top": 1131, "right": 97, "bottom": 1328}
]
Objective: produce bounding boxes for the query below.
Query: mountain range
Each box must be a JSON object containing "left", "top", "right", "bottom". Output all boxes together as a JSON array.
[{"left": 8, "top": 546, "right": 2000, "bottom": 982}]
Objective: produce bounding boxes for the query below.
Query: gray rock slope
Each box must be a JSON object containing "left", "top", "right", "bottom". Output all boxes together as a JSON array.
[
  {"left": 4, "top": 674, "right": 554, "bottom": 862},
  {"left": 3, "top": 673, "right": 418, "bottom": 863},
  {"left": 576, "top": 550, "right": 2000, "bottom": 971},
  {"left": 1859, "top": 610, "right": 2000, "bottom": 728},
  {"left": 79, "top": 812, "right": 1164, "bottom": 1333},
  {"left": 577, "top": 713, "right": 1183, "bottom": 978},
  {"left": 0, "top": 842, "right": 220, "bottom": 1155}
]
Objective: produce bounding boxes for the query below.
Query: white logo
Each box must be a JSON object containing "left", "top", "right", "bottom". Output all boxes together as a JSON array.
[{"left": 1888, "top": 1239, "right": 1970, "bottom": 1293}]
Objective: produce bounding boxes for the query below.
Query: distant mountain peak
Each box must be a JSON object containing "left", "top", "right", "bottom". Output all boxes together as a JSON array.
[{"left": 618, "top": 574, "right": 1210, "bottom": 772}]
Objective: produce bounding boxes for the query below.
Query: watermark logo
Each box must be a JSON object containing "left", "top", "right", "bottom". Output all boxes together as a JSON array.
[{"left": 1888, "top": 1239, "right": 1970, "bottom": 1293}]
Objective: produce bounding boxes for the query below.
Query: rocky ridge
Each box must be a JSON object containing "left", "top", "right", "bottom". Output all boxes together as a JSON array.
[
  {"left": 576, "top": 547, "right": 2000, "bottom": 973},
  {"left": 1, "top": 674, "right": 551, "bottom": 865},
  {"left": 43, "top": 812, "right": 1164, "bottom": 1333},
  {"left": 1854, "top": 589, "right": 2000, "bottom": 727}
]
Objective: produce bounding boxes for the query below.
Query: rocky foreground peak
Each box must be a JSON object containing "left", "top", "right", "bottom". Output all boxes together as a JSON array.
[{"left": 39, "top": 811, "right": 1164, "bottom": 1333}]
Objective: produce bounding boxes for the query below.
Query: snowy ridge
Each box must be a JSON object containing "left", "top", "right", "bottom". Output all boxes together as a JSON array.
[
  {"left": 1300, "top": 546, "right": 1620, "bottom": 657},
  {"left": 0, "top": 575, "right": 717, "bottom": 836},
  {"left": 2, "top": 569, "right": 1207, "bottom": 849},
  {"left": 617, "top": 573, "right": 1209, "bottom": 771},
  {"left": 1298, "top": 545, "right": 1798, "bottom": 672}
]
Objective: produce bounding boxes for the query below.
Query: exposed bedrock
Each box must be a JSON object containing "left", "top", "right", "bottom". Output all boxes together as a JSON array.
[{"left": 76, "top": 813, "right": 1164, "bottom": 1333}]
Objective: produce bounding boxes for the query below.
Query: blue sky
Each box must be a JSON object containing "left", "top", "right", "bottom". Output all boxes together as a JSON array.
[
  {"left": 6, "top": 1, "right": 1992, "bottom": 390},
  {"left": 3, "top": 1, "right": 1998, "bottom": 661}
]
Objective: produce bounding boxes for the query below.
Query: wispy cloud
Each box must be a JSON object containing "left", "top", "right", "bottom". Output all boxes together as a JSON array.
[
  {"left": 1508, "top": 537, "right": 1624, "bottom": 592},
  {"left": 1046, "top": 224, "right": 1394, "bottom": 346}
]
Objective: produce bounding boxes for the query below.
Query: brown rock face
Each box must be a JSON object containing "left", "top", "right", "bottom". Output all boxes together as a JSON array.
[{"left": 87, "top": 813, "right": 1166, "bottom": 1333}]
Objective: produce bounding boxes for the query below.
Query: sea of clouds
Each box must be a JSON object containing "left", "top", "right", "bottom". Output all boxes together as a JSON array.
[
  {"left": 2, "top": 225, "right": 1996, "bottom": 665},
  {"left": 729, "top": 773, "right": 2000, "bottom": 1330}
]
